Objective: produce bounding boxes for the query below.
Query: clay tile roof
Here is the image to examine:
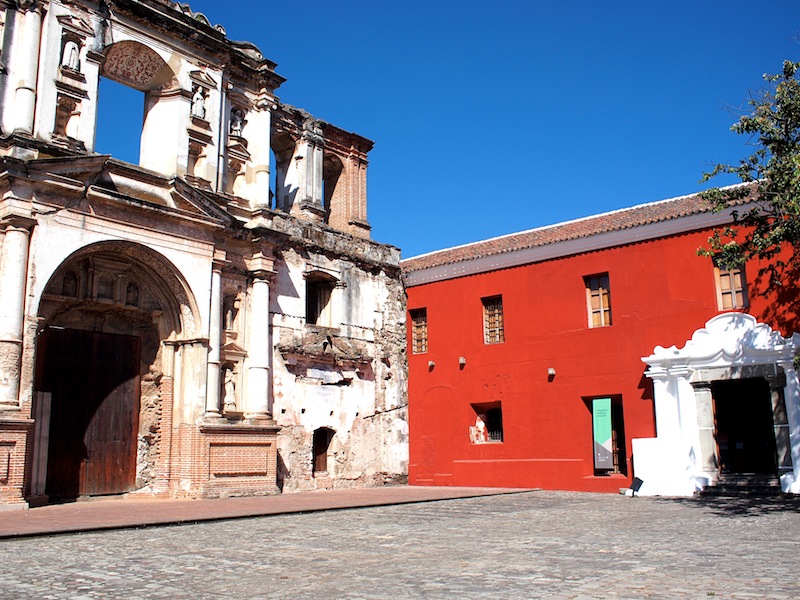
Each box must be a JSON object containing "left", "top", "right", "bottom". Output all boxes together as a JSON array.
[{"left": 400, "top": 185, "right": 753, "bottom": 273}]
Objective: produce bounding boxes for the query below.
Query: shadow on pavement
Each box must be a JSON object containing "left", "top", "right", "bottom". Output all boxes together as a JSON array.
[{"left": 659, "top": 493, "right": 800, "bottom": 517}]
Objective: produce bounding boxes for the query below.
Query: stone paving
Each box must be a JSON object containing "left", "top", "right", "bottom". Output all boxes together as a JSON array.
[{"left": 0, "top": 491, "right": 798, "bottom": 599}]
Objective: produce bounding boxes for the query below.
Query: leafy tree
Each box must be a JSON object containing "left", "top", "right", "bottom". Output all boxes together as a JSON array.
[{"left": 699, "top": 59, "right": 800, "bottom": 291}]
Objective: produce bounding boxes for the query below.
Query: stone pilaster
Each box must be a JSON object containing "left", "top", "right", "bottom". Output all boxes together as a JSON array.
[
  {"left": 244, "top": 252, "right": 275, "bottom": 421},
  {"left": 0, "top": 218, "right": 33, "bottom": 408}
]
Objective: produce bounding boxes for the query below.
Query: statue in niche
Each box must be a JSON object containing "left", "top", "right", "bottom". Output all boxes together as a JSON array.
[
  {"left": 230, "top": 108, "right": 244, "bottom": 136},
  {"left": 222, "top": 367, "right": 238, "bottom": 412},
  {"left": 61, "top": 41, "right": 80, "bottom": 71},
  {"left": 125, "top": 282, "right": 139, "bottom": 306},
  {"left": 191, "top": 86, "right": 206, "bottom": 119}
]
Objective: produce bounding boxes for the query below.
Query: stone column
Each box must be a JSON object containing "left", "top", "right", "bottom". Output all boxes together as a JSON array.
[
  {"left": 244, "top": 252, "right": 275, "bottom": 420},
  {"left": 246, "top": 96, "right": 274, "bottom": 208},
  {"left": 0, "top": 219, "right": 33, "bottom": 408},
  {"left": 779, "top": 362, "right": 800, "bottom": 487},
  {"left": 12, "top": 1, "right": 43, "bottom": 134},
  {"left": 692, "top": 382, "right": 717, "bottom": 473},
  {"left": 204, "top": 262, "right": 224, "bottom": 418},
  {"left": 766, "top": 374, "right": 792, "bottom": 472}
]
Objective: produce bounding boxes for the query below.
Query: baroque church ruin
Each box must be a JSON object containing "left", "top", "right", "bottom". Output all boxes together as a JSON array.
[{"left": 0, "top": 0, "right": 408, "bottom": 508}]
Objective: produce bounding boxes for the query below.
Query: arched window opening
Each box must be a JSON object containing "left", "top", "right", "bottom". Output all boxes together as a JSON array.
[
  {"left": 95, "top": 77, "right": 144, "bottom": 163},
  {"left": 312, "top": 428, "right": 335, "bottom": 474}
]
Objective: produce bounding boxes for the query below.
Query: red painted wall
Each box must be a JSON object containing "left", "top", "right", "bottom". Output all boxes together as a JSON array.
[{"left": 406, "top": 227, "right": 797, "bottom": 492}]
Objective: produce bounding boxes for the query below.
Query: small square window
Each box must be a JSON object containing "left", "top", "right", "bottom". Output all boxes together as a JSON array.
[
  {"left": 585, "top": 273, "right": 611, "bottom": 328},
  {"left": 410, "top": 308, "right": 428, "bottom": 354},
  {"left": 482, "top": 295, "right": 504, "bottom": 344},
  {"left": 714, "top": 262, "right": 748, "bottom": 310},
  {"left": 470, "top": 402, "right": 503, "bottom": 443}
]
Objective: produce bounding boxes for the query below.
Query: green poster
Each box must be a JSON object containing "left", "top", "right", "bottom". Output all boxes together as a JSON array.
[{"left": 593, "top": 397, "right": 613, "bottom": 470}]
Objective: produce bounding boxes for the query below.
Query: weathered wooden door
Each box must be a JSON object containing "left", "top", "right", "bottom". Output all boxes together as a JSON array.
[{"left": 37, "top": 328, "right": 140, "bottom": 499}]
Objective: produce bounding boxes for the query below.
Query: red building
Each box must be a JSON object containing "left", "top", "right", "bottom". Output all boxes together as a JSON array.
[{"left": 402, "top": 191, "right": 800, "bottom": 495}]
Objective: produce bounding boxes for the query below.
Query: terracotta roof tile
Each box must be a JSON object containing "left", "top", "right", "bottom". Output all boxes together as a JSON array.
[{"left": 401, "top": 187, "right": 752, "bottom": 273}]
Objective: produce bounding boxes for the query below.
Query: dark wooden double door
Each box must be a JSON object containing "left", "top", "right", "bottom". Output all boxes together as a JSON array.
[{"left": 36, "top": 328, "right": 141, "bottom": 500}]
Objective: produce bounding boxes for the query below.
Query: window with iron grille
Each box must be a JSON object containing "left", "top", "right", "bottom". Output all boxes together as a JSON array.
[
  {"left": 482, "top": 295, "right": 504, "bottom": 344},
  {"left": 714, "top": 262, "right": 748, "bottom": 310},
  {"left": 410, "top": 308, "right": 428, "bottom": 354},
  {"left": 584, "top": 273, "right": 611, "bottom": 328}
]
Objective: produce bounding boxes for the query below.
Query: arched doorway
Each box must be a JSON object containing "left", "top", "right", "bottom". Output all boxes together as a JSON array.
[{"left": 31, "top": 241, "right": 196, "bottom": 502}]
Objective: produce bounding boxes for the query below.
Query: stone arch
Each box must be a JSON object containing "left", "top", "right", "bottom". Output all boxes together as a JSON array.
[
  {"left": 636, "top": 313, "right": 800, "bottom": 495},
  {"left": 101, "top": 40, "right": 175, "bottom": 91},
  {"left": 30, "top": 241, "right": 201, "bottom": 502}
]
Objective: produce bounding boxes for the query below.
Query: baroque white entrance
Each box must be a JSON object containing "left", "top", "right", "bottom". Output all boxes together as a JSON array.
[{"left": 634, "top": 313, "right": 800, "bottom": 496}]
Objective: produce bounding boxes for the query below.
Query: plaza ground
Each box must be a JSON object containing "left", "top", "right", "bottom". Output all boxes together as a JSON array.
[{"left": 0, "top": 488, "right": 798, "bottom": 598}]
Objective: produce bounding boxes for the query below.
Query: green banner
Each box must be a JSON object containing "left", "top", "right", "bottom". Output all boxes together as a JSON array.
[{"left": 593, "top": 398, "right": 613, "bottom": 470}]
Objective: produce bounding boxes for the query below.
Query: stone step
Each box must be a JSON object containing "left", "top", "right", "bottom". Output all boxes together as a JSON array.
[{"left": 699, "top": 474, "right": 783, "bottom": 496}]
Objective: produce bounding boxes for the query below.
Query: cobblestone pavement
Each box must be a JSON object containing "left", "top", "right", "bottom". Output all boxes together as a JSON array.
[{"left": 0, "top": 491, "right": 798, "bottom": 599}]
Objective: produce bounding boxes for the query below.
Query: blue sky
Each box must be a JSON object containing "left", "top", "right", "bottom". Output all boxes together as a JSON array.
[{"left": 98, "top": 1, "right": 800, "bottom": 258}]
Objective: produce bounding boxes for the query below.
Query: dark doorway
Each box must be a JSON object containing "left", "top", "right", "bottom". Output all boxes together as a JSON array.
[
  {"left": 35, "top": 328, "right": 141, "bottom": 500},
  {"left": 312, "top": 428, "right": 334, "bottom": 474},
  {"left": 712, "top": 378, "right": 776, "bottom": 475}
]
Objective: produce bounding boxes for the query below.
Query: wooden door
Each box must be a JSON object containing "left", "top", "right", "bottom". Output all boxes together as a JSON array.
[{"left": 37, "top": 328, "right": 140, "bottom": 499}]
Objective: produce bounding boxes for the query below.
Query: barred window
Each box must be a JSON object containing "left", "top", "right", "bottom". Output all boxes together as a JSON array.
[
  {"left": 482, "top": 296, "right": 504, "bottom": 344},
  {"left": 715, "top": 263, "right": 748, "bottom": 310},
  {"left": 585, "top": 273, "right": 611, "bottom": 328},
  {"left": 410, "top": 308, "right": 428, "bottom": 354}
]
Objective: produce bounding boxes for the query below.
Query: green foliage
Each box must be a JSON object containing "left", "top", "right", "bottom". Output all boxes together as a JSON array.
[{"left": 699, "top": 60, "right": 800, "bottom": 289}]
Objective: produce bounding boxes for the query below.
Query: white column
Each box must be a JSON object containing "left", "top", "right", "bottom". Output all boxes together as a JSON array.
[
  {"left": 247, "top": 102, "right": 273, "bottom": 208},
  {"left": 781, "top": 363, "right": 800, "bottom": 490},
  {"left": 13, "top": 2, "right": 43, "bottom": 134},
  {"left": 244, "top": 253, "right": 274, "bottom": 420},
  {"left": 0, "top": 221, "right": 32, "bottom": 407},
  {"left": 204, "top": 265, "right": 223, "bottom": 418},
  {"left": 649, "top": 369, "right": 680, "bottom": 439}
]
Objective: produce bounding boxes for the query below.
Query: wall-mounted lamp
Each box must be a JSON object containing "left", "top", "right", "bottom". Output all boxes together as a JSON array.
[
  {"left": 547, "top": 367, "right": 556, "bottom": 382},
  {"left": 459, "top": 356, "right": 466, "bottom": 369},
  {"left": 428, "top": 360, "right": 435, "bottom": 370}
]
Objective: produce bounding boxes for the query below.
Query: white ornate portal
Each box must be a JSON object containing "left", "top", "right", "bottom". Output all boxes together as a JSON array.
[{"left": 636, "top": 313, "right": 800, "bottom": 495}]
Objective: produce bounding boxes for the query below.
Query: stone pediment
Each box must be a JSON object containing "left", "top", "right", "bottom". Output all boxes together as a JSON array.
[
  {"left": 57, "top": 13, "right": 95, "bottom": 37},
  {"left": 189, "top": 70, "right": 217, "bottom": 89},
  {"left": 221, "top": 341, "right": 247, "bottom": 357}
]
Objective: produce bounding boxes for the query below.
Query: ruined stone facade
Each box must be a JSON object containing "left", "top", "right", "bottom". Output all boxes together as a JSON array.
[{"left": 0, "top": 0, "right": 407, "bottom": 508}]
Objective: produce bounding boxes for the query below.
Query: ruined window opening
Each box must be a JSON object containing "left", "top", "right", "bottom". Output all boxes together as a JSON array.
[
  {"left": 588, "top": 396, "right": 627, "bottom": 476},
  {"left": 714, "top": 261, "right": 748, "bottom": 310},
  {"left": 95, "top": 77, "right": 144, "bottom": 164},
  {"left": 481, "top": 295, "right": 504, "bottom": 344},
  {"left": 585, "top": 273, "right": 611, "bottom": 328},
  {"left": 312, "top": 427, "right": 335, "bottom": 474},
  {"left": 410, "top": 308, "right": 428, "bottom": 354},
  {"left": 306, "top": 275, "right": 335, "bottom": 327},
  {"left": 322, "top": 154, "right": 343, "bottom": 223},
  {"left": 470, "top": 402, "right": 503, "bottom": 443}
]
